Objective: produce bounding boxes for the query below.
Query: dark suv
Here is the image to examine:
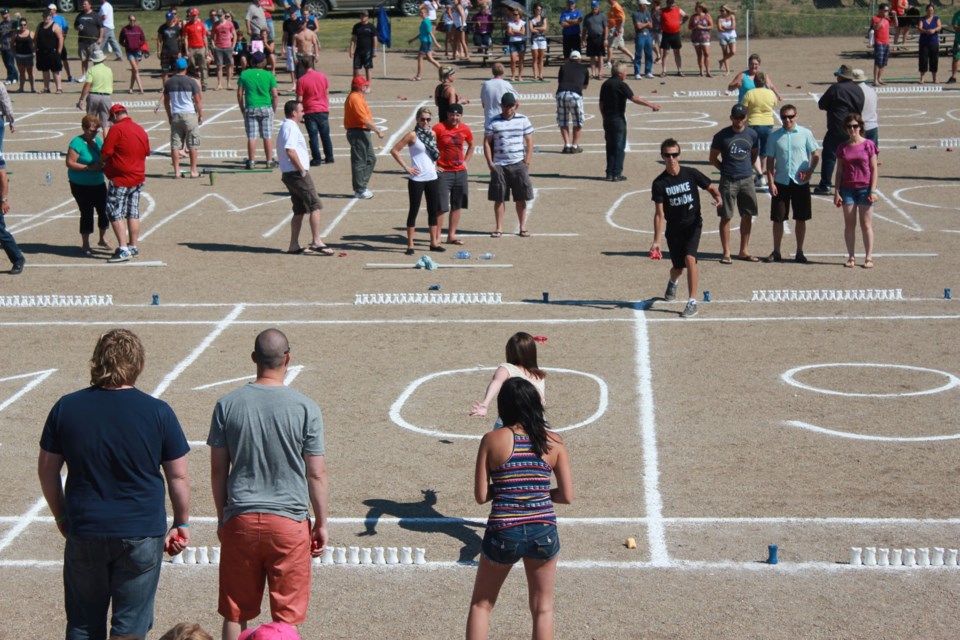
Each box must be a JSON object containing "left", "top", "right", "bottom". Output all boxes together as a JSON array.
[{"left": 302, "top": 0, "right": 421, "bottom": 20}]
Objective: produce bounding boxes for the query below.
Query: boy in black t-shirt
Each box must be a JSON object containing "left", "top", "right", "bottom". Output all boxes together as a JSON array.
[{"left": 650, "top": 138, "right": 722, "bottom": 318}]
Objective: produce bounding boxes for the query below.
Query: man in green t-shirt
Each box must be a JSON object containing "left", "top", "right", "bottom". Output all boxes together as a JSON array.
[
  {"left": 948, "top": 9, "right": 960, "bottom": 83},
  {"left": 76, "top": 50, "right": 114, "bottom": 135},
  {"left": 236, "top": 50, "right": 278, "bottom": 169}
]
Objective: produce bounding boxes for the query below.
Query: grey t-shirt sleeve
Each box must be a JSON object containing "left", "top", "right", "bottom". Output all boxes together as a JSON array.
[
  {"left": 303, "top": 403, "right": 325, "bottom": 456},
  {"left": 207, "top": 401, "right": 227, "bottom": 448}
]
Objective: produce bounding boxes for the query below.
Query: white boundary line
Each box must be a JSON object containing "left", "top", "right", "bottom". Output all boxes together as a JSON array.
[
  {"left": 0, "top": 498, "right": 48, "bottom": 554},
  {"left": 141, "top": 194, "right": 288, "bottom": 241},
  {"left": 782, "top": 420, "right": 960, "bottom": 443},
  {"left": 150, "top": 304, "right": 245, "bottom": 398},
  {"left": 634, "top": 308, "right": 668, "bottom": 566},
  {"left": 378, "top": 100, "right": 427, "bottom": 157},
  {"left": 0, "top": 369, "right": 57, "bottom": 413},
  {"left": 191, "top": 365, "right": 304, "bottom": 391}
]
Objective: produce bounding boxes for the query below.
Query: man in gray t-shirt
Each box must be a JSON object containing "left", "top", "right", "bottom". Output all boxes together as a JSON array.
[
  {"left": 245, "top": 0, "right": 268, "bottom": 38},
  {"left": 709, "top": 103, "right": 760, "bottom": 263},
  {"left": 208, "top": 328, "right": 328, "bottom": 636}
]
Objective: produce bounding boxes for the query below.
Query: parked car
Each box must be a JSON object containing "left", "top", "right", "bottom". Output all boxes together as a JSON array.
[{"left": 301, "top": 0, "right": 420, "bottom": 20}]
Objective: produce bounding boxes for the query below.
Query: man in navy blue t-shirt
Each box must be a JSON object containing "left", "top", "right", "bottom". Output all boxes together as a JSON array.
[
  {"left": 38, "top": 329, "right": 191, "bottom": 640},
  {"left": 710, "top": 103, "right": 760, "bottom": 263}
]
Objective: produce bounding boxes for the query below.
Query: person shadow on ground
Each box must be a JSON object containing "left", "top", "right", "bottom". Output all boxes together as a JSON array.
[{"left": 357, "top": 489, "right": 484, "bottom": 564}]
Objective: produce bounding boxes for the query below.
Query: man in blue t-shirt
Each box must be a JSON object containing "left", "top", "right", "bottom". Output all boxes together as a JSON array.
[
  {"left": 560, "top": 0, "right": 584, "bottom": 60},
  {"left": 38, "top": 329, "right": 191, "bottom": 640},
  {"left": 709, "top": 103, "right": 760, "bottom": 263}
]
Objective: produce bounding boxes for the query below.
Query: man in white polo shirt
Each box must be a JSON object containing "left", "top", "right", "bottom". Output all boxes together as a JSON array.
[{"left": 276, "top": 99, "right": 334, "bottom": 255}]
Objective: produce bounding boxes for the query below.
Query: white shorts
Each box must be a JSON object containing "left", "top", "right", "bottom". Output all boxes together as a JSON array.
[
  {"left": 531, "top": 38, "right": 547, "bottom": 51},
  {"left": 718, "top": 31, "right": 737, "bottom": 46}
]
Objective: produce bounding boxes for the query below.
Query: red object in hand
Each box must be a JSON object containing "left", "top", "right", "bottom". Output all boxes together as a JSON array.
[
  {"left": 165, "top": 535, "right": 186, "bottom": 555},
  {"left": 650, "top": 249, "right": 662, "bottom": 260},
  {"left": 311, "top": 539, "right": 321, "bottom": 552},
  {"left": 533, "top": 335, "right": 547, "bottom": 344}
]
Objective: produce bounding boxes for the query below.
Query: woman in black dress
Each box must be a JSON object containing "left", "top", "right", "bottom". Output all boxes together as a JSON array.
[{"left": 33, "top": 10, "right": 63, "bottom": 93}]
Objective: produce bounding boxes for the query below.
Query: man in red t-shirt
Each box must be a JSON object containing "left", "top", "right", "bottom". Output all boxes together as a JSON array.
[
  {"left": 658, "top": 0, "right": 686, "bottom": 77},
  {"left": 295, "top": 56, "right": 333, "bottom": 166},
  {"left": 432, "top": 103, "right": 474, "bottom": 245},
  {"left": 871, "top": 4, "right": 896, "bottom": 85},
  {"left": 101, "top": 104, "right": 151, "bottom": 263},
  {"left": 183, "top": 8, "right": 209, "bottom": 89}
]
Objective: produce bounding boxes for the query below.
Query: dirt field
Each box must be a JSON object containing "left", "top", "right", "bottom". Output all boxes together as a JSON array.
[{"left": 1, "top": 36, "right": 959, "bottom": 639}]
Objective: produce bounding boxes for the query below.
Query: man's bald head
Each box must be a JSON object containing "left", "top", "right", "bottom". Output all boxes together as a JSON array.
[
  {"left": 491, "top": 62, "right": 506, "bottom": 77},
  {"left": 253, "top": 329, "right": 290, "bottom": 370}
]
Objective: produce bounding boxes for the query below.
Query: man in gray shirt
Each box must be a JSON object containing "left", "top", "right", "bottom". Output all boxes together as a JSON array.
[
  {"left": 208, "top": 328, "right": 328, "bottom": 640},
  {"left": 245, "top": 0, "right": 268, "bottom": 39},
  {"left": 709, "top": 103, "right": 760, "bottom": 263}
]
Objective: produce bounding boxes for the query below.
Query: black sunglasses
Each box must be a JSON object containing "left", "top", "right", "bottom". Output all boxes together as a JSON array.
[
  {"left": 662, "top": 152, "right": 680, "bottom": 158},
  {"left": 781, "top": 113, "right": 796, "bottom": 120}
]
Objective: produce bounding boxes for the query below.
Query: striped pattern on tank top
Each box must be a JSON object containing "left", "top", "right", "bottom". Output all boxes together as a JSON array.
[{"left": 487, "top": 432, "right": 556, "bottom": 531}]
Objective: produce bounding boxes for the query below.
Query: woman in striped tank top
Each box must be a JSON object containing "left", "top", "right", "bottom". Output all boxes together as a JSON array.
[{"left": 466, "top": 378, "right": 574, "bottom": 640}]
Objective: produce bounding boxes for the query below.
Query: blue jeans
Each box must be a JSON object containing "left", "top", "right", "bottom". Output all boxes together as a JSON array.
[
  {"left": 0, "top": 209, "right": 24, "bottom": 267},
  {"left": 1, "top": 49, "right": 17, "bottom": 83},
  {"left": 817, "top": 130, "right": 845, "bottom": 190},
  {"left": 481, "top": 523, "right": 560, "bottom": 565},
  {"left": 603, "top": 116, "right": 627, "bottom": 179},
  {"left": 303, "top": 111, "right": 334, "bottom": 164},
  {"left": 64, "top": 535, "right": 165, "bottom": 640},
  {"left": 634, "top": 33, "right": 654, "bottom": 76}
]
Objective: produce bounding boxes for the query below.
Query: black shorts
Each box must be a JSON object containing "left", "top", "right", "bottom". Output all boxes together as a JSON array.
[
  {"left": 353, "top": 50, "right": 373, "bottom": 70},
  {"left": 488, "top": 162, "right": 534, "bottom": 203},
  {"left": 585, "top": 37, "right": 605, "bottom": 58},
  {"left": 770, "top": 181, "right": 812, "bottom": 222},
  {"left": 665, "top": 219, "right": 702, "bottom": 270},
  {"left": 437, "top": 170, "right": 469, "bottom": 212},
  {"left": 660, "top": 32, "right": 682, "bottom": 50}
]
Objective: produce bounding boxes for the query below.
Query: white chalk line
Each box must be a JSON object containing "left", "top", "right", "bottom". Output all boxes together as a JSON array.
[
  {"left": 150, "top": 304, "right": 245, "bottom": 398},
  {"left": 634, "top": 307, "right": 669, "bottom": 566},
  {"left": 378, "top": 100, "right": 428, "bottom": 157},
  {"left": 151, "top": 105, "right": 238, "bottom": 154},
  {"left": 783, "top": 420, "right": 960, "bottom": 443},
  {"left": 0, "top": 369, "right": 57, "bottom": 413},
  {"left": 0, "top": 498, "right": 48, "bottom": 554},
  {"left": 3, "top": 313, "right": 960, "bottom": 329},
  {"left": 191, "top": 365, "right": 304, "bottom": 391},
  {"left": 781, "top": 363, "right": 960, "bottom": 399},
  {"left": 142, "top": 193, "right": 288, "bottom": 241},
  {"left": 873, "top": 188, "right": 923, "bottom": 231},
  {"left": 6, "top": 199, "right": 76, "bottom": 234},
  {"left": 25, "top": 261, "right": 167, "bottom": 269}
]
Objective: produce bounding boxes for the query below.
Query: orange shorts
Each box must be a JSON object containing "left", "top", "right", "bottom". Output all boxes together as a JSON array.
[{"left": 218, "top": 513, "right": 312, "bottom": 624}]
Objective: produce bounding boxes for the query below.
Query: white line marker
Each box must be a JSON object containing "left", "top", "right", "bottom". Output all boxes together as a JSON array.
[
  {"left": 191, "top": 365, "right": 304, "bottom": 390},
  {"left": 781, "top": 363, "right": 959, "bottom": 398},
  {"left": 24, "top": 261, "right": 166, "bottom": 268},
  {"left": 152, "top": 105, "right": 238, "bottom": 154},
  {"left": 873, "top": 189, "right": 923, "bottom": 231},
  {"left": 0, "top": 498, "right": 48, "bottom": 554},
  {"left": 151, "top": 304, "right": 245, "bottom": 398},
  {"left": 143, "top": 194, "right": 288, "bottom": 241},
  {"left": 634, "top": 307, "right": 669, "bottom": 566},
  {"left": 783, "top": 420, "right": 960, "bottom": 442},
  {"left": 379, "top": 100, "right": 427, "bottom": 156},
  {"left": 0, "top": 369, "right": 57, "bottom": 413}
]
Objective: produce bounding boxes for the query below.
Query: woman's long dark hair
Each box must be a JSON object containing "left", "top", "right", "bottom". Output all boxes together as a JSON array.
[
  {"left": 505, "top": 332, "right": 545, "bottom": 380},
  {"left": 497, "top": 377, "right": 551, "bottom": 458}
]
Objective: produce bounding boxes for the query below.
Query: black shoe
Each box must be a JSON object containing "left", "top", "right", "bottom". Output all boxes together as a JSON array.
[
  {"left": 813, "top": 185, "right": 831, "bottom": 196},
  {"left": 947, "top": 77, "right": 957, "bottom": 84},
  {"left": 763, "top": 251, "right": 782, "bottom": 263},
  {"left": 309, "top": 159, "right": 323, "bottom": 167},
  {"left": 10, "top": 259, "right": 24, "bottom": 275},
  {"left": 795, "top": 252, "right": 809, "bottom": 264},
  {"left": 614, "top": 175, "right": 627, "bottom": 182},
  {"left": 324, "top": 158, "right": 335, "bottom": 164}
]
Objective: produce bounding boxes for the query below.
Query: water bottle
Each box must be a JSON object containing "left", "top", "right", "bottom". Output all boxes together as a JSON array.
[
  {"left": 44, "top": 170, "right": 52, "bottom": 187},
  {"left": 455, "top": 250, "right": 471, "bottom": 259},
  {"left": 479, "top": 252, "right": 494, "bottom": 260}
]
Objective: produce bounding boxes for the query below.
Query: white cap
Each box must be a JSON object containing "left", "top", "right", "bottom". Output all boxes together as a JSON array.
[
  {"left": 570, "top": 50, "right": 582, "bottom": 60},
  {"left": 47, "top": 3, "right": 56, "bottom": 9}
]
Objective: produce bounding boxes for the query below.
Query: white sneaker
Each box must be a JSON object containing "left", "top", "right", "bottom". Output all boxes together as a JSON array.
[
  {"left": 645, "top": 73, "right": 655, "bottom": 78},
  {"left": 355, "top": 189, "right": 374, "bottom": 199},
  {"left": 635, "top": 74, "right": 643, "bottom": 79},
  {"left": 76, "top": 74, "right": 86, "bottom": 83}
]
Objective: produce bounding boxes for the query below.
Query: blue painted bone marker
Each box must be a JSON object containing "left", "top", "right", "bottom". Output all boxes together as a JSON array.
[{"left": 767, "top": 544, "right": 779, "bottom": 564}]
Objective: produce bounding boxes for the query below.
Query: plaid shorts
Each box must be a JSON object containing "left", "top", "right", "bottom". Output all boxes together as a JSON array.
[
  {"left": 556, "top": 91, "right": 584, "bottom": 128},
  {"left": 874, "top": 43, "right": 890, "bottom": 68},
  {"left": 244, "top": 106, "right": 274, "bottom": 140},
  {"left": 106, "top": 183, "right": 143, "bottom": 222}
]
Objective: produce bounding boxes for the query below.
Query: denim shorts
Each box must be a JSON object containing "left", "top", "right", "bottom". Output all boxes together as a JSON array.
[
  {"left": 839, "top": 186, "right": 872, "bottom": 206},
  {"left": 481, "top": 523, "right": 560, "bottom": 565}
]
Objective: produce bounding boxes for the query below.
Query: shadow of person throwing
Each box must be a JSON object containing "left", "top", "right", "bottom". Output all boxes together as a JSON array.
[{"left": 358, "top": 489, "right": 484, "bottom": 564}]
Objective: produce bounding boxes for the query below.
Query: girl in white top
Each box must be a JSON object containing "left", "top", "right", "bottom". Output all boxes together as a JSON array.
[
  {"left": 471, "top": 332, "right": 546, "bottom": 422},
  {"left": 390, "top": 106, "right": 443, "bottom": 254},
  {"left": 717, "top": 4, "right": 736, "bottom": 76}
]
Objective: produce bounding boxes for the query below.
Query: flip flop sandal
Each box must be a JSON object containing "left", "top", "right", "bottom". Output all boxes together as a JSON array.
[
  {"left": 308, "top": 244, "right": 336, "bottom": 256},
  {"left": 490, "top": 231, "right": 503, "bottom": 238},
  {"left": 444, "top": 239, "right": 465, "bottom": 245},
  {"left": 518, "top": 229, "right": 530, "bottom": 237},
  {"left": 719, "top": 256, "right": 733, "bottom": 264}
]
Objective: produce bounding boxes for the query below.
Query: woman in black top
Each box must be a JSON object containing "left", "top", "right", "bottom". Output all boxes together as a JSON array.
[
  {"left": 14, "top": 19, "right": 35, "bottom": 93},
  {"left": 34, "top": 11, "right": 63, "bottom": 93}
]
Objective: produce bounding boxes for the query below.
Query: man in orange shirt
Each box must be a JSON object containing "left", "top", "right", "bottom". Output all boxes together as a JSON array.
[
  {"left": 605, "top": 0, "right": 633, "bottom": 67},
  {"left": 183, "top": 8, "right": 208, "bottom": 90},
  {"left": 343, "top": 76, "right": 383, "bottom": 199}
]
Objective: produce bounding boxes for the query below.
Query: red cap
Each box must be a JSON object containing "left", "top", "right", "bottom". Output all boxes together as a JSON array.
[
  {"left": 351, "top": 76, "right": 369, "bottom": 90},
  {"left": 108, "top": 103, "right": 127, "bottom": 116},
  {"left": 188, "top": 7, "right": 199, "bottom": 15}
]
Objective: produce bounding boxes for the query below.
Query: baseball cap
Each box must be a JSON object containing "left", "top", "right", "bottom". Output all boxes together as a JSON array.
[
  {"left": 188, "top": 8, "right": 199, "bottom": 16},
  {"left": 109, "top": 104, "right": 127, "bottom": 117},
  {"left": 166, "top": 11, "right": 175, "bottom": 19},
  {"left": 1, "top": 8, "right": 9, "bottom": 14},
  {"left": 175, "top": 57, "right": 188, "bottom": 70},
  {"left": 47, "top": 3, "right": 56, "bottom": 9},
  {"left": 500, "top": 92, "right": 517, "bottom": 107},
  {"left": 352, "top": 76, "right": 370, "bottom": 90},
  {"left": 591, "top": 0, "right": 599, "bottom": 6},
  {"left": 250, "top": 51, "right": 267, "bottom": 65},
  {"left": 570, "top": 50, "right": 581, "bottom": 60},
  {"left": 566, "top": 0, "right": 575, "bottom": 4},
  {"left": 730, "top": 103, "right": 747, "bottom": 118},
  {"left": 448, "top": 103, "right": 464, "bottom": 115},
  {"left": 237, "top": 623, "right": 301, "bottom": 640},
  {"left": 639, "top": 0, "right": 650, "bottom": 4}
]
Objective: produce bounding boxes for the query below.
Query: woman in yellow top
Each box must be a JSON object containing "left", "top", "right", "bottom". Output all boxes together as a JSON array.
[{"left": 741, "top": 71, "right": 778, "bottom": 188}]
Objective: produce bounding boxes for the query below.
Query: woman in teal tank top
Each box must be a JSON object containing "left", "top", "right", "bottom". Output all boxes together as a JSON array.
[{"left": 466, "top": 378, "right": 574, "bottom": 640}]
